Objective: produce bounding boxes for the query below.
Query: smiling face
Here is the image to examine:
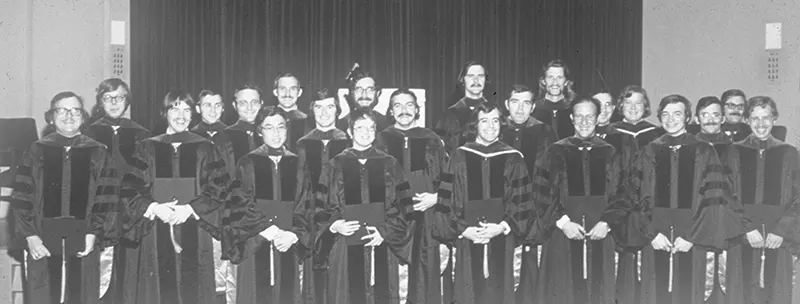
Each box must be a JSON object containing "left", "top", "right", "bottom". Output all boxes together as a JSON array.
[
  {"left": 390, "top": 93, "right": 418, "bottom": 129},
  {"left": 197, "top": 94, "right": 223, "bottom": 124},
  {"left": 621, "top": 92, "right": 646, "bottom": 124},
  {"left": 698, "top": 103, "right": 724, "bottom": 134},
  {"left": 166, "top": 101, "right": 193, "bottom": 133},
  {"left": 660, "top": 102, "right": 688, "bottom": 135},
  {"left": 260, "top": 114, "right": 288, "bottom": 149},
  {"left": 353, "top": 77, "right": 378, "bottom": 109},
  {"left": 748, "top": 105, "right": 775, "bottom": 140},
  {"left": 312, "top": 97, "right": 337, "bottom": 129},
  {"left": 53, "top": 97, "right": 84, "bottom": 137},
  {"left": 475, "top": 108, "right": 501, "bottom": 144},
  {"left": 543, "top": 67, "right": 567, "bottom": 97},
  {"left": 463, "top": 65, "right": 486, "bottom": 97},
  {"left": 234, "top": 89, "right": 262, "bottom": 123},
  {"left": 571, "top": 101, "right": 599, "bottom": 139},
  {"left": 101, "top": 87, "right": 128, "bottom": 119},
  {"left": 506, "top": 91, "right": 534, "bottom": 124},
  {"left": 593, "top": 92, "right": 615, "bottom": 125},
  {"left": 274, "top": 76, "right": 302, "bottom": 109},
  {"left": 349, "top": 117, "right": 377, "bottom": 149}
]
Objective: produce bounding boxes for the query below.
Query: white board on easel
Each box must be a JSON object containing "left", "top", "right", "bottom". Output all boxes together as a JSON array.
[{"left": 337, "top": 88, "right": 426, "bottom": 127}]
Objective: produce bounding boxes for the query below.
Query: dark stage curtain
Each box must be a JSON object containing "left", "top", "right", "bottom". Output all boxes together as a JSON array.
[{"left": 131, "top": 0, "right": 642, "bottom": 130}]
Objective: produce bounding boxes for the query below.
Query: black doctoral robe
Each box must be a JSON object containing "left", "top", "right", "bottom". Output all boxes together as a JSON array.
[
  {"left": 221, "top": 145, "right": 312, "bottom": 304},
  {"left": 377, "top": 126, "right": 447, "bottom": 304},
  {"left": 83, "top": 116, "right": 151, "bottom": 303},
  {"left": 296, "top": 128, "right": 351, "bottom": 304},
  {"left": 722, "top": 135, "right": 800, "bottom": 304},
  {"left": 534, "top": 136, "right": 625, "bottom": 304},
  {"left": 119, "top": 131, "right": 230, "bottom": 304},
  {"left": 336, "top": 110, "right": 389, "bottom": 134},
  {"left": 434, "top": 96, "right": 487, "bottom": 153},
  {"left": 499, "top": 117, "right": 554, "bottom": 304},
  {"left": 625, "top": 133, "right": 749, "bottom": 304},
  {"left": 314, "top": 147, "right": 414, "bottom": 304},
  {"left": 225, "top": 120, "right": 264, "bottom": 164},
  {"left": 595, "top": 124, "right": 612, "bottom": 140},
  {"left": 9, "top": 133, "right": 117, "bottom": 304},
  {"left": 531, "top": 98, "right": 573, "bottom": 140},
  {"left": 432, "top": 141, "right": 538, "bottom": 304},
  {"left": 273, "top": 107, "right": 312, "bottom": 152}
]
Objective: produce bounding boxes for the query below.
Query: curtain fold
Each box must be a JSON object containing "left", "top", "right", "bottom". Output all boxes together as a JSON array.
[{"left": 132, "top": 0, "right": 642, "bottom": 130}]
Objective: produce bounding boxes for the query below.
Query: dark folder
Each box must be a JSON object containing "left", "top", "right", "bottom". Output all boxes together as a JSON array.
[
  {"left": 153, "top": 178, "right": 197, "bottom": 205},
  {"left": 343, "top": 203, "right": 386, "bottom": 246},
  {"left": 563, "top": 196, "right": 607, "bottom": 229},
  {"left": 743, "top": 204, "right": 784, "bottom": 232},
  {"left": 463, "top": 198, "right": 504, "bottom": 226},
  {"left": 41, "top": 217, "right": 88, "bottom": 256},
  {"left": 651, "top": 207, "right": 694, "bottom": 239},
  {"left": 254, "top": 199, "right": 295, "bottom": 231}
]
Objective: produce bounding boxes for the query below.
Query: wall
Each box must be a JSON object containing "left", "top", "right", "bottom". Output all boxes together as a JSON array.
[
  {"left": 643, "top": 0, "right": 800, "bottom": 146},
  {"left": 0, "top": 0, "right": 129, "bottom": 135}
]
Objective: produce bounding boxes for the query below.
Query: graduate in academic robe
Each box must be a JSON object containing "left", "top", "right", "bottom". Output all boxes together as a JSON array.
[
  {"left": 432, "top": 102, "right": 538, "bottom": 304},
  {"left": 189, "top": 89, "right": 237, "bottom": 302},
  {"left": 627, "top": 95, "right": 750, "bottom": 304},
  {"left": 315, "top": 109, "right": 414, "bottom": 304},
  {"left": 221, "top": 108, "right": 312, "bottom": 304},
  {"left": 270, "top": 73, "right": 311, "bottom": 152},
  {"left": 336, "top": 67, "right": 390, "bottom": 133},
  {"left": 376, "top": 89, "right": 447, "bottom": 304},
  {"left": 530, "top": 59, "right": 577, "bottom": 140},
  {"left": 498, "top": 85, "right": 554, "bottom": 304},
  {"left": 82, "top": 78, "right": 152, "bottom": 303},
  {"left": 722, "top": 96, "right": 800, "bottom": 304},
  {"left": 435, "top": 61, "right": 490, "bottom": 153},
  {"left": 10, "top": 92, "right": 117, "bottom": 304},
  {"left": 592, "top": 91, "right": 616, "bottom": 139},
  {"left": 225, "top": 84, "right": 266, "bottom": 163},
  {"left": 119, "top": 91, "right": 231, "bottom": 304},
  {"left": 534, "top": 97, "right": 625, "bottom": 304},
  {"left": 296, "top": 89, "right": 352, "bottom": 304},
  {"left": 719, "top": 89, "right": 751, "bottom": 142}
]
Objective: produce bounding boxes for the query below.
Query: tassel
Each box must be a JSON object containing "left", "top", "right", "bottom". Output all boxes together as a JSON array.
[
  {"left": 760, "top": 224, "right": 765, "bottom": 288},
  {"left": 669, "top": 226, "right": 674, "bottom": 293},
  {"left": 537, "top": 245, "right": 542, "bottom": 268},
  {"left": 270, "top": 242, "right": 275, "bottom": 286},
  {"left": 170, "top": 225, "right": 182, "bottom": 254},
  {"left": 637, "top": 251, "right": 642, "bottom": 282},
  {"left": 61, "top": 238, "right": 66, "bottom": 303},
  {"left": 483, "top": 244, "right": 489, "bottom": 278},
  {"left": 582, "top": 215, "right": 587, "bottom": 280},
  {"left": 370, "top": 247, "right": 375, "bottom": 286}
]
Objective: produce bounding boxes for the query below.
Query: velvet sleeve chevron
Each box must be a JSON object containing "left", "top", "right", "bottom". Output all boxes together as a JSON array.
[
  {"left": 601, "top": 148, "right": 649, "bottom": 250},
  {"left": 313, "top": 158, "right": 343, "bottom": 267},
  {"left": 688, "top": 145, "right": 747, "bottom": 249},
  {"left": 431, "top": 153, "right": 468, "bottom": 244},
  {"left": 119, "top": 141, "right": 156, "bottom": 243},
  {"left": 221, "top": 158, "right": 272, "bottom": 264},
  {"left": 531, "top": 146, "right": 560, "bottom": 234},
  {"left": 91, "top": 151, "right": 121, "bottom": 247},
  {"left": 291, "top": 159, "right": 313, "bottom": 260},
  {"left": 9, "top": 144, "right": 40, "bottom": 248},
  {"left": 629, "top": 146, "right": 657, "bottom": 242},
  {"left": 426, "top": 137, "right": 447, "bottom": 191},
  {"left": 504, "top": 153, "right": 537, "bottom": 243},
  {"left": 188, "top": 145, "right": 229, "bottom": 217},
  {"left": 774, "top": 147, "right": 800, "bottom": 254},
  {"left": 384, "top": 161, "right": 414, "bottom": 264},
  {"left": 723, "top": 146, "right": 753, "bottom": 231}
]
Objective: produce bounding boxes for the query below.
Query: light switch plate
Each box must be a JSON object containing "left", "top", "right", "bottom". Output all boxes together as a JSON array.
[
  {"left": 766, "top": 50, "right": 780, "bottom": 85},
  {"left": 111, "top": 45, "right": 125, "bottom": 78}
]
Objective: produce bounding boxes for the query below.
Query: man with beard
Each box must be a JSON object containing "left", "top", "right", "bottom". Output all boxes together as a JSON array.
[
  {"left": 271, "top": 73, "right": 311, "bottom": 152},
  {"left": 621, "top": 95, "right": 751, "bottom": 304},
  {"left": 435, "top": 61, "right": 490, "bottom": 153},
  {"left": 722, "top": 96, "right": 799, "bottom": 304},
  {"left": 498, "top": 85, "right": 554, "bottom": 304},
  {"left": 376, "top": 89, "right": 446, "bottom": 304},
  {"left": 82, "top": 78, "right": 151, "bottom": 303},
  {"left": 719, "top": 89, "right": 788, "bottom": 142},
  {"left": 226, "top": 84, "right": 265, "bottom": 163},
  {"left": 592, "top": 91, "right": 616, "bottom": 139},
  {"left": 535, "top": 97, "right": 627, "bottom": 304},
  {"left": 336, "top": 68, "right": 389, "bottom": 132},
  {"left": 315, "top": 109, "right": 413, "bottom": 304},
  {"left": 295, "top": 88, "right": 351, "bottom": 304},
  {"left": 530, "top": 59, "right": 577, "bottom": 140},
  {"left": 432, "top": 102, "right": 538, "bottom": 304}
]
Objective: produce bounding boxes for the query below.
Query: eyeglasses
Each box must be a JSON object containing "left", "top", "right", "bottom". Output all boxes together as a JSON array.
[
  {"left": 102, "top": 94, "right": 127, "bottom": 104},
  {"left": 354, "top": 87, "right": 376, "bottom": 95},
  {"left": 54, "top": 107, "right": 83, "bottom": 116},
  {"left": 725, "top": 103, "right": 745, "bottom": 110},
  {"left": 236, "top": 99, "right": 262, "bottom": 108}
]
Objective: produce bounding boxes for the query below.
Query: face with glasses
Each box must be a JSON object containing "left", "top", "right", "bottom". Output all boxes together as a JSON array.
[
  {"left": 197, "top": 94, "right": 224, "bottom": 124},
  {"left": 697, "top": 103, "right": 724, "bottom": 134},
  {"left": 101, "top": 88, "right": 128, "bottom": 119},
  {"left": 353, "top": 77, "right": 378, "bottom": 109},
  {"left": 571, "top": 101, "right": 599, "bottom": 139},
  {"left": 621, "top": 92, "right": 645, "bottom": 124},
  {"left": 593, "top": 92, "right": 615, "bottom": 126},
  {"left": 52, "top": 97, "right": 85, "bottom": 137},
  {"left": 166, "top": 100, "right": 193, "bottom": 133},
  {"left": 390, "top": 93, "right": 418, "bottom": 129},
  {"left": 723, "top": 96, "right": 746, "bottom": 123},
  {"left": 234, "top": 89, "right": 262, "bottom": 123},
  {"left": 273, "top": 76, "right": 303, "bottom": 109},
  {"left": 349, "top": 117, "right": 377, "bottom": 150},
  {"left": 660, "top": 102, "right": 689, "bottom": 136},
  {"left": 259, "top": 114, "right": 288, "bottom": 149}
]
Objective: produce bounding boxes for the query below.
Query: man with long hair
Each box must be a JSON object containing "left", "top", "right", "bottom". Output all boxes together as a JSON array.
[
  {"left": 531, "top": 59, "right": 577, "bottom": 140},
  {"left": 435, "top": 61, "right": 490, "bottom": 153}
]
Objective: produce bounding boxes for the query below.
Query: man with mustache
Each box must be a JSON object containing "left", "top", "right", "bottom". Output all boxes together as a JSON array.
[
  {"left": 719, "top": 89, "right": 788, "bottom": 142},
  {"left": 531, "top": 59, "right": 577, "bottom": 140},
  {"left": 592, "top": 91, "right": 616, "bottom": 139},
  {"left": 435, "top": 61, "right": 490, "bottom": 154},
  {"left": 498, "top": 85, "right": 554, "bottom": 304},
  {"left": 721, "top": 96, "right": 800, "bottom": 304},
  {"left": 336, "top": 68, "right": 390, "bottom": 133},
  {"left": 376, "top": 89, "right": 447, "bottom": 304},
  {"left": 621, "top": 95, "right": 751, "bottom": 304},
  {"left": 271, "top": 73, "right": 311, "bottom": 152},
  {"left": 226, "top": 84, "right": 266, "bottom": 163}
]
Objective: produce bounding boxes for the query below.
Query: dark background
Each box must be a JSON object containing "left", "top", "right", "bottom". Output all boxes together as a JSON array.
[{"left": 131, "top": 0, "right": 642, "bottom": 130}]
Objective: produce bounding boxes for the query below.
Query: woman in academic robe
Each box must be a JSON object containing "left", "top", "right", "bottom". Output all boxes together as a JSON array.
[
  {"left": 432, "top": 102, "right": 539, "bottom": 304},
  {"left": 315, "top": 109, "right": 414, "bottom": 304},
  {"left": 82, "top": 78, "right": 151, "bottom": 304},
  {"left": 118, "top": 90, "right": 231, "bottom": 304},
  {"left": 9, "top": 91, "right": 117, "bottom": 304},
  {"left": 221, "top": 108, "right": 312, "bottom": 304}
]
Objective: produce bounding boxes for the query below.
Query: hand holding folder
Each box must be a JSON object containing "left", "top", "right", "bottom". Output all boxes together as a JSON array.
[{"left": 343, "top": 203, "right": 386, "bottom": 246}]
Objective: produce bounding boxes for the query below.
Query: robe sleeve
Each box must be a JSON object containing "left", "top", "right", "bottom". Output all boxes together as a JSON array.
[
  {"left": 504, "top": 154, "right": 537, "bottom": 241},
  {"left": 9, "top": 144, "right": 40, "bottom": 249},
  {"left": 774, "top": 147, "right": 800, "bottom": 252},
  {"left": 532, "top": 147, "right": 562, "bottom": 233},
  {"left": 434, "top": 111, "right": 461, "bottom": 154},
  {"left": 689, "top": 145, "right": 748, "bottom": 248},
  {"left": 291, "top": 160, "right": 313, "bottom": 260},
  {"left": 381, "top": 161, "right": 414, "bottom": 264},
  {"left": 627, "top": 147, "right": 658, "bottom": 244},
  {"left": 723, "top": 147, "right": 754, "bottom": 232},
  {"left": 91, "top": 151, "right": 121, "bottom": 247},
  {"left": 220, "top": 158, "right": 271, "bottom": 264},
  {"left": 431, "top": 152, "right": 468, "bottom": 243},
  {"left": 119, "top": 141, "right": 156, "bottom": 243},
  {"left": 426, "top": 137, "right": 447, "bottom": 191},
  {"left": 313, "top": 158, "right": 344, "bottom": 267},
  {"left": 600, "top": 148, "right": 648, "bottom": 250}
]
